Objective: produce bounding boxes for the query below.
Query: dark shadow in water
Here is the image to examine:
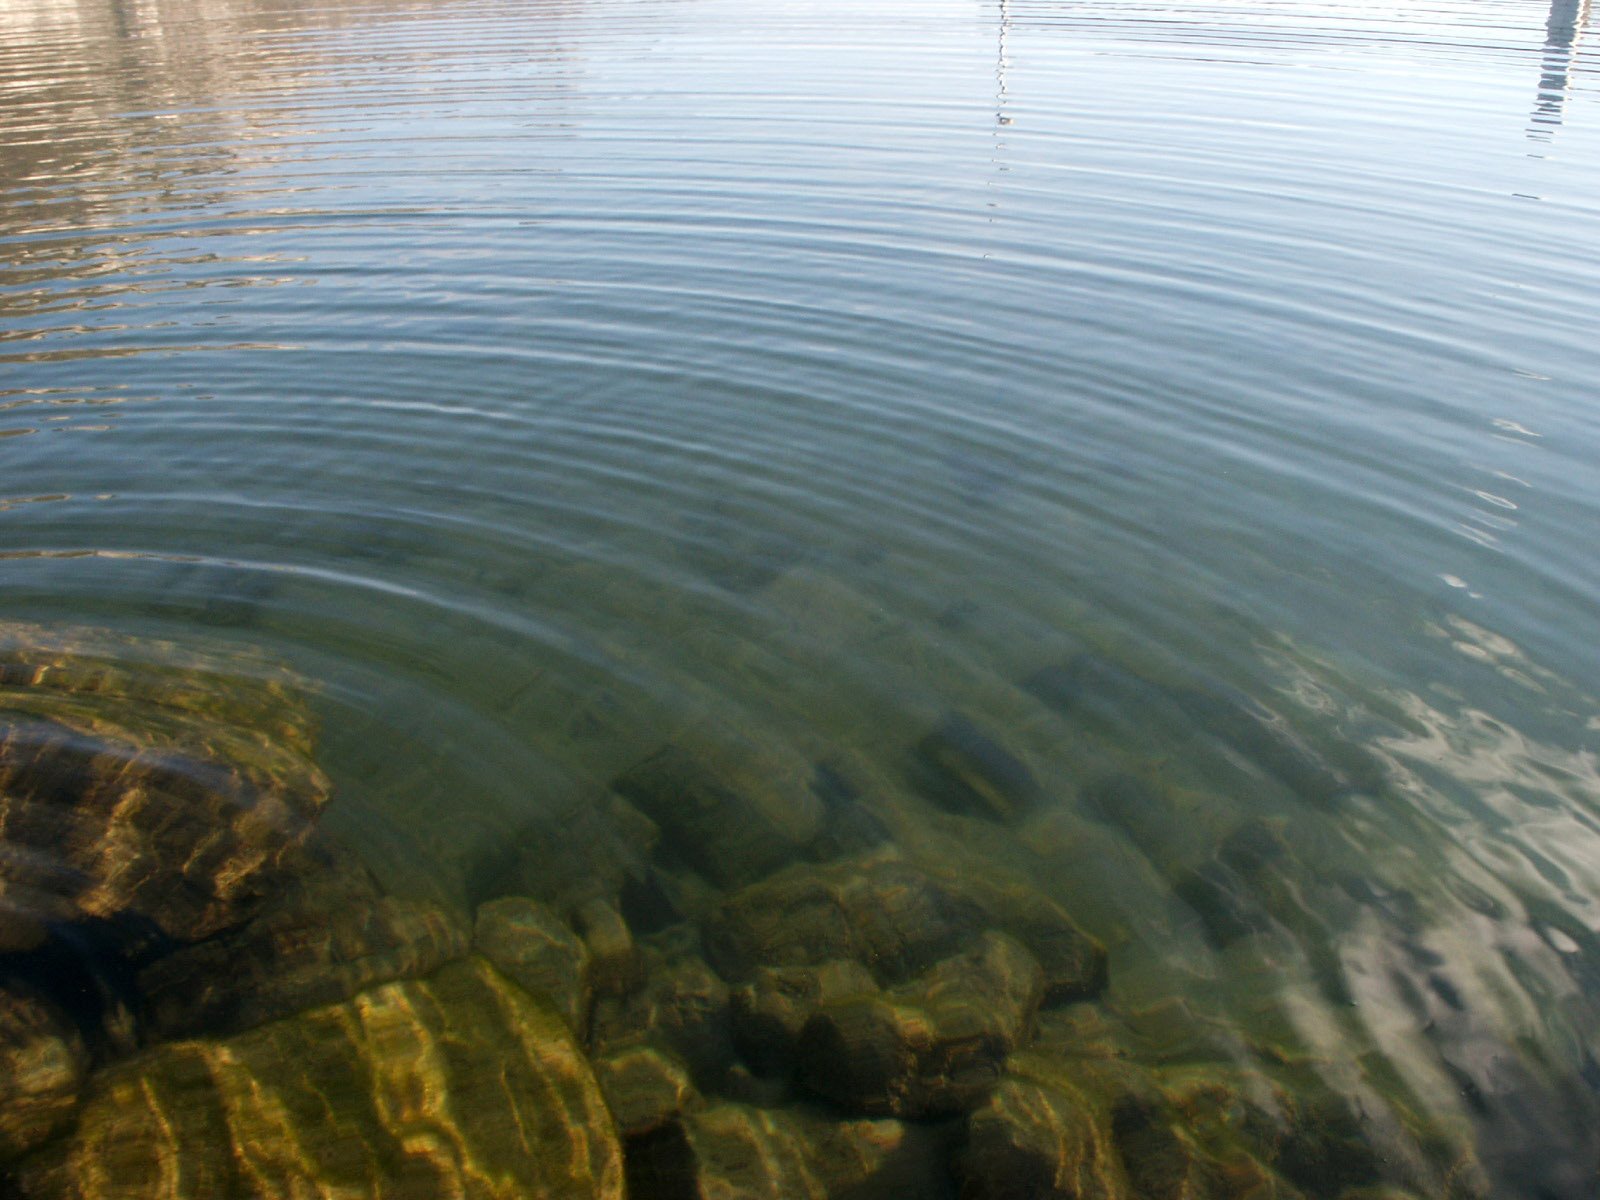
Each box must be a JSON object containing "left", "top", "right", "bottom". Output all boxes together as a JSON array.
[{"left": 1528, "top": 0, "right": 1591, "bottom": 139}]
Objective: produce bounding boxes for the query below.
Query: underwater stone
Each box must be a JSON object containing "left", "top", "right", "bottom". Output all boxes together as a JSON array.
[
  {"left": 611, "top": 738, "right": 824, "bottom": 890},
  {"left": 12, "top": 958, "right": 625, "bottom": 1200},
  {"left": 908, "top": 712, "right": 1046, "bottom": 823},
  {"left": 960, "top": 1077, "right": 1122, "bottom": 1200},
  {"left": 730, "top": 959, "right": 880, "bottom": 1077},
  {"left": 474, "top": 895, "right": 591, "bottom": 1035},
  {"left": 139, "top": 852, "right": 469, "bottom": 1039},
  {"left": 0, "top": 987, "right": 87, "bottom": 1164},
  {"left": 595, "top": 1043, "right": 699, "bottom": 1139},
  {"left": 627, "top": 1102, "right": 949, "bottom": 1200},
  {"left": 575, "top": 897, "right": 646, "bottom": 998},
  {"left": 0, "top": 626, "right": 331, "bottom": 945},
  {"left": 796, "top": 932, "right": 1044, "bottom": 1119},
  {"left": 590, "top": 953, "right": 734, "bottom": 1092},
  {"left": 479, "top": 790, "right": 661, "bottom": 916},
  {"left": 704, "top": 852, "right": 1105, "bottom": 1004}
]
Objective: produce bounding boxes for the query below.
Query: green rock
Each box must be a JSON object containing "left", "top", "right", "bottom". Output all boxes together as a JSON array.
[
  {"left": 473, "top": 895, "right": 591, "bottom": 1035},
  {"left": 611, "top": 736, "right": 823, "bottom": 890},
  {"left": 595, "top": 1043, "right": 700, "bottom": 1139},
  {"left": 730, "top": 960, "right": 880, "bottom": 1076},
  {"left": 797, "top": 932, "right": 1044, "bottom": 1118},
  {"left": 574, "top": 897, "right": 646, "bottom": 998},
  {"left": 12, "top": 958, "right": 625, "bottom": 1200},
  {"left": 705, "top": 852, "right": 1105, "bottom": 1005},
  {"left": 909, "top": 712, "right": 1047, "bottom": 823}
]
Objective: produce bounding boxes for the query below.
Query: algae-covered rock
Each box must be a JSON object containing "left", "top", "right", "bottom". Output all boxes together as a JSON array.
[
  {"left": 626, "top": 1102, "right": 950, "bottom": 1200},
  {"left": 797, "top": 932, "right": 1044, "bottom": 1118},
  {"left": 730, "top": 959, "right": 880, "bottom": 1076},
  {"left": 611, "top": 735, "right": 823, "bottom": 890},
  {"left": 472, "top": 790, "right": 661, "bottom": 918},
  {"left": 139, "top": 851, "right": 469, "bottom": 1039},
  {"left": 590, "top": 952, "right": 734, "bottom": 1090},
  {"left": 596, "top": 1043, "right": 700, "bottom": 1139},
  {"left": 12, "top": 958, "right": 624, "bottom": 1200},
  {"left": 575, "top": 896, "right": 646, "bottom": 998},
  {"left": 0, "top": 987, "right": 87, "bottom": 1164},
  {"left": 704, "top": 852, "right": 1104, "bottom": 1003},
  {"left": 0, "top": 623, "right": 331, "bottom": 945},
  {"left": 474, "top": 895, "right": 591, "bottom": 1034},
  {"left": 908, "top": 712, "right": 1047, "bottom": 823}
]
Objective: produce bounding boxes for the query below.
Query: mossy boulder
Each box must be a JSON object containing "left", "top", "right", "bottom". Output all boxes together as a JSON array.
[{"left": 473, "top": 895, "right": 591, "bottom": 1035}]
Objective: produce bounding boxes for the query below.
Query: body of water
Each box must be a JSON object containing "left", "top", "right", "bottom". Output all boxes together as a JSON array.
[{"left": 2, "top": 0, "right": 1598, "bottom": 1194}]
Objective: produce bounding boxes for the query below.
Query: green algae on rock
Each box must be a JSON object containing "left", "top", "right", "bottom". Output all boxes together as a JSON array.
[
  {"left": 12, "top": 958, "right": 624, "bottom": 1200},
  {"left": 0, "top": 622, "right": 332, "bottom": 945}
]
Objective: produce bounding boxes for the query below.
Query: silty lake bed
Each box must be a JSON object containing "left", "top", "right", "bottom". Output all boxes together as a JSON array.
[{"left": 0, "top": 0, "right": 1598, "bottom": 1193}]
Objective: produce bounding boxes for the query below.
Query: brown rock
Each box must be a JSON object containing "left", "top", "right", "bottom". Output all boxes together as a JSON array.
[
  {"left": 12, "top": 958, "right": 624, "bottom": 1199},
  {"left": 591, "top": 953, "right": 734, "bottom": 1090},
  {"left": 575, "top": 897, "right": 645, "bottom": 997}
]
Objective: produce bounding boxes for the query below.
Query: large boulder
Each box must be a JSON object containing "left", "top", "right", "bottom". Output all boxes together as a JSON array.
[{"left": 11, "top": 958, "right": 625, "bottom": 1200}]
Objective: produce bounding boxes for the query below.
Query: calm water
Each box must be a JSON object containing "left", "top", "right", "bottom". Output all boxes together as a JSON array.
[{"left": 2, "top": 0, "right": 1599, "bottom": 1192}]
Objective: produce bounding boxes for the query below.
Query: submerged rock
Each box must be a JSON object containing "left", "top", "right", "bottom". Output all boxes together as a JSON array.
[
  {"left": 474, "top": 895, "right": 591, "bottom": 1035},
  {"left": 908, "top": 712, "right": 1046, "bottom": 823},
  {"left": 139, "top": 851, "right": 469, "bottom": 1039},
  {"left": 473, "top": 790, "right": 661, "bottom": 918},
  {"left": 0, "top": 624, "right": 331, "bottom": 945},
  {"left": 611, "top": 736, "right": 823, "bottom": 890},
  {"left": 625, "top": 1102, "right": 950, "bottom": 1200},
  {"left": 13, "top": 958, "right": 625, "bottom": 1200},
  {"left": 704, "top": 852, "right": 1104, "bottom": 1004},
  {"left": 596, "top": 1043, "right": 700, "bottom": 1139},
  {"left": 730, "top": 959, "right": 880, "bottom": 1076},
  {"left": 797, "top": 932, "right": 1044, "bottom": 1118},
  {"left": 0, "top": 987, "right": 87, "bottom": 1164},
  {"left": 590, "top": 952, "right": 735, "bottom": 1092}
]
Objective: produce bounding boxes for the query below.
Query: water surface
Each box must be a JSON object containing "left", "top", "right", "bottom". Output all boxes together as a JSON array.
[{"left": 2, "top": 0, "right": 1599, "bottom": 1192}]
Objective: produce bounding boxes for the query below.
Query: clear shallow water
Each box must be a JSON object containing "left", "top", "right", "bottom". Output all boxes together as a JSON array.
[{"left": 2, "top": 0, "right": 1599, "bottom": 1193}]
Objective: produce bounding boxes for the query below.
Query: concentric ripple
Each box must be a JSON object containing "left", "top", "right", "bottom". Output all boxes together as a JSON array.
[{"left": 2, "top": 0, "right": 1599, "bottom": 1191}]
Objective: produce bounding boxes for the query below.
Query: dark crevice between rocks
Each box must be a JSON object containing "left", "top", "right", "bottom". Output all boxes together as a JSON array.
[{"left": 0, "top": 914, "right": 171, "bottom": 1059}]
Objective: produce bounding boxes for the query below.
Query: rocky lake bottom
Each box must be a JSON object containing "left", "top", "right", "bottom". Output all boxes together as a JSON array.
[{"left": 4, "top": 614, "right": 1595, "bottom": 1199}]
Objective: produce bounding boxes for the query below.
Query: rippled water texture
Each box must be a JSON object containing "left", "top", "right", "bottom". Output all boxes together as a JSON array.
[{"left": 2, "top": 0, "right": 1599, "bottom": 1194}]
